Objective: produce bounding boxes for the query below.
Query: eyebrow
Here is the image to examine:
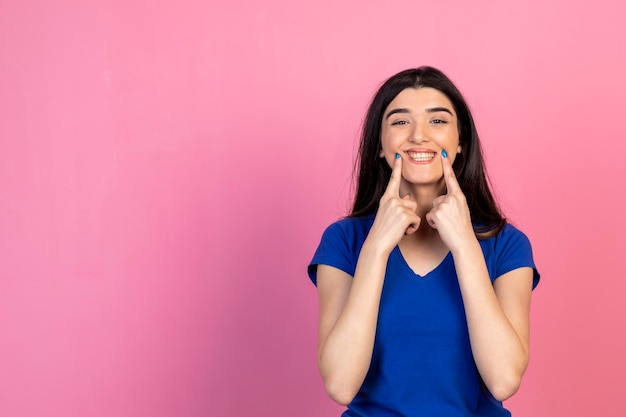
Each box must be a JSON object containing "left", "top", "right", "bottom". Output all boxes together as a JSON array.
[
  {"left": 384, "top": 108, "right": 410, "bottom": 120},
  {"left": 384, "top": 106, "right": 454, "bottom": 120},
  {"left": 426, "top": 107, "right": 454, "bottom": 116}
]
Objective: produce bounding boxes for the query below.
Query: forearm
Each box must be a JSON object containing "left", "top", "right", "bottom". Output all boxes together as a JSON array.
[
  {"left": 452, "top": 241, "right": 529, "bottom": 401},
  {"left": 318, "top": 242, "right": 388, "bottom": 405}
]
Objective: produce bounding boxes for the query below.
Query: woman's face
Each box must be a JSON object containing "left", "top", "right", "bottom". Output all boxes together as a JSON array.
[{"left": 380, "top": 87, "right": 461, "bottom": 190}]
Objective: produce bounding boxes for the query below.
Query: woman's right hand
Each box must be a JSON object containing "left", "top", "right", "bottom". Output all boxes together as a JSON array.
[{"left": 367, "top": 154, "right": 420, "bottom": 254}]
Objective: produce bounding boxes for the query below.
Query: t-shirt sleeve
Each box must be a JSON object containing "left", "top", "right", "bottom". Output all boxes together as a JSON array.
[
  {"left": 307, "top": 221, "right": 357, "bottom": 286},
  {"left": 495, "top": 224, "right": 540, "bottom": 289}
]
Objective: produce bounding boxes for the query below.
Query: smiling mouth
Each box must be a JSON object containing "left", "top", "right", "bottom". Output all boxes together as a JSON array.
[{"left": 407, "top": 151, "right": 435, "bottom": 162}]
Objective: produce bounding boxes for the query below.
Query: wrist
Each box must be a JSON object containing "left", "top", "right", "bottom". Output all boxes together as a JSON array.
[
  {"left": 450, "top": 235, "right": 482, "bottom": 259},
  {"left": 361, "top": 238, "right": 394, "bottom": 260}
]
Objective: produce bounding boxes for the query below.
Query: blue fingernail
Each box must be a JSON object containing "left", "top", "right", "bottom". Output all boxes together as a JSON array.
[
  {"left": 395, "top": 153, "right": 401, "bottom": 159},
  {"left": 442, "top": 149, "right": 448, "bottom": 158}
]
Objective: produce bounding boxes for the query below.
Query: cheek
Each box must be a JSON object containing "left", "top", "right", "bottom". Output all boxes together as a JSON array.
[
  {"left": 379, "top": 141, "right": 395, "bottom": 168},
  {"left": 381, "top": 131, "right": 400, "bottom": 151},
  {"left": 437, "top": 131, "right": 460, "bottom": 151}
]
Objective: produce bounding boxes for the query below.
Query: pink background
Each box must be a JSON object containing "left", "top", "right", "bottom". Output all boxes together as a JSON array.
[{"left": 1, "top": 1, "right": 625, "bottom": 416}]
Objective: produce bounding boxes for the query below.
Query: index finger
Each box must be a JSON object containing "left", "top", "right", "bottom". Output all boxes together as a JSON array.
[
  {"left": 441, "top": 150, "right": 461, "bottom": 194},
  {"left": 383, "top": 153, "right": 403, "bottom": 197}
]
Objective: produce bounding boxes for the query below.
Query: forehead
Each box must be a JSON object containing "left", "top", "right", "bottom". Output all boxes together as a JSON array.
[{"left": 386, "top": 87, "right": 455, "bottom": 114}]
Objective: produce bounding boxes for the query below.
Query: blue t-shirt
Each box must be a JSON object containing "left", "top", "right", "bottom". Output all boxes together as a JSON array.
[{"left": 308, "top": 214, "right": 540, "bottom": 417}]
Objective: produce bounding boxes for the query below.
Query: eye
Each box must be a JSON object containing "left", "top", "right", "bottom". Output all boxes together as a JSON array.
[
  {"left": 391, "top": 120, "right": 408, "bottom": 126},
  {"left": 431, "top": 119, "right": 448, "bottom": 124}
]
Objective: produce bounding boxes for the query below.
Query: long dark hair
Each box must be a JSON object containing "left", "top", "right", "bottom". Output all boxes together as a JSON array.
[{"left": 350, "top": 67, "right": 505, "bottom": 238}]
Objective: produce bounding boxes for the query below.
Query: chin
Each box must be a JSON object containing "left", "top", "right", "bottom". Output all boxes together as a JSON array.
[{"left": 405, "top": 176, "right": 442, "bottom": 186}]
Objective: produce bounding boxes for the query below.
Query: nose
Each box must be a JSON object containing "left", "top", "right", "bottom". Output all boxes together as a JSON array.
[{"left": 410, "top": 121, "right": 428, "bottom": 143}]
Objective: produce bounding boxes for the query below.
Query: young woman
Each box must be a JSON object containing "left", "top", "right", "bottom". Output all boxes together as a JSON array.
[{"left": 307, "top": 67, "right": 540, "bottom": 416}]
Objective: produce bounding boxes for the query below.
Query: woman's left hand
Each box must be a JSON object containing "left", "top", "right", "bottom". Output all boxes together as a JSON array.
[{"left": 425, "top": 154, "right": 476, "bottom": 253}]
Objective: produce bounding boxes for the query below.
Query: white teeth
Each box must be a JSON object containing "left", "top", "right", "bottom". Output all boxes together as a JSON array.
[{"left": 407, "top": 152, "right": 435, "bottom": 161}]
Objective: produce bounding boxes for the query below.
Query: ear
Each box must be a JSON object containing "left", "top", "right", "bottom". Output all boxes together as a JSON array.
[
  {"left": 379, "top": 149, "right": 385, "bottom": 158},
  {"left": 457, "top": 145, "right": 462, "bottom": 154}
]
